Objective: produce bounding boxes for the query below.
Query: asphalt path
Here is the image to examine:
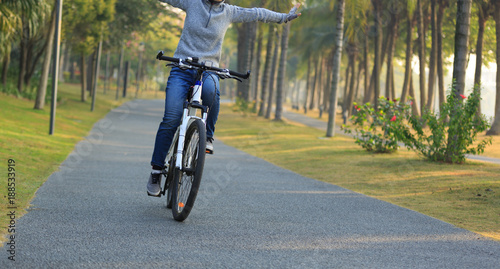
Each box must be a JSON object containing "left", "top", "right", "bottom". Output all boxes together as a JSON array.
[{"left": 2, "top": 99, "right": 499, "bottom": 268}]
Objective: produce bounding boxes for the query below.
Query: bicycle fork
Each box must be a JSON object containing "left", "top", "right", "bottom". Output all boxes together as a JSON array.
[{"left": 175, "top": 80, "right": 208, "bottom": 170}]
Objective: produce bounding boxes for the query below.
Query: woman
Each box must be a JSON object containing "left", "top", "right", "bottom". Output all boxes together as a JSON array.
[{"left": 148, "top": 0, "right": 301, "bottom": 196}]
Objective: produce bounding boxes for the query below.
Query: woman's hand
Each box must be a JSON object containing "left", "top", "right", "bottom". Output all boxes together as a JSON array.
[{"left": 285, "top": 3, "right": 301, "bottom": 23}]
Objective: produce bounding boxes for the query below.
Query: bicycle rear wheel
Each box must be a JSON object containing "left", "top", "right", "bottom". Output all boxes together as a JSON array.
[{"left": 171, "top": 119, "right": 206, "bottom": 221}]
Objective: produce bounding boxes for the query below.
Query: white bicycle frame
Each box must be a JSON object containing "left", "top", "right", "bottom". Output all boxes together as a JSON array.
[{"left": 165, "top": 78, "right": 208, "bottom": 171}]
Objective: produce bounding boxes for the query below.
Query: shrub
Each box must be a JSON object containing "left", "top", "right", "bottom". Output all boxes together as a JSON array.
[
  {"left": 342, "top": 97, "right": 412, "bottom": 153},
  {"left": 403, "top": 89, "right": 492, "bottom": 163}
]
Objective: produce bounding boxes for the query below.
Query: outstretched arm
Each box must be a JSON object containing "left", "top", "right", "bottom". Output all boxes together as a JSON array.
[{"left": 231, "top": 3, "right": 301, "bottom": 24}]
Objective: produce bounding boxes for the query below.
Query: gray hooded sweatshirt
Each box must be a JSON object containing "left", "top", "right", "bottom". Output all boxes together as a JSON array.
[{"left": 160, "top": 0, "right": 288, "bottom": 67}]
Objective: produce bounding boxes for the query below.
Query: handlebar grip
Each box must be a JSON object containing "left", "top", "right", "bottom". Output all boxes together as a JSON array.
[
  {"left": 229, "top": 70, "right": 251, "bottom": 80},
  {"left": 156, "top": 51, "right": 180, "bottom": 62}
]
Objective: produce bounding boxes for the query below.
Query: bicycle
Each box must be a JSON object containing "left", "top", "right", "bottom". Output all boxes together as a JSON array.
[{"left": 155, "top": 51, "right": 250, "bottom": 221}]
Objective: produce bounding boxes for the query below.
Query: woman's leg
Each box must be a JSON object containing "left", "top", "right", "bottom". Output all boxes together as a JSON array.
[
  {"left": 201, "top": 72, "right": 220, "bottom": 139},
  {"left": 150, "top": 68, "right": 195, "bottom": 167}
]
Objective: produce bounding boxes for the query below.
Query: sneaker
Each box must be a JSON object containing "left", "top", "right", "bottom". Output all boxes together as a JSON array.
[
  {"left": 147, "top": 172, "right": 162, "bottom": 197},
  {"left": 206, "top": 137, "right": 214, "bottom": 154}
]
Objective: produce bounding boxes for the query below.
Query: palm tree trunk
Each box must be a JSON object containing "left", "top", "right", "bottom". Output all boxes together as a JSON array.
[
  {"left": 18, "top": 18, "right": 29, "bottom": 93},
  {"left": 258, "top": 24, "right": 274, "bottom": 117},
  {"left": 323, "top": 56, "right": 333, "bottom": 112},
  {"left": 426, "top": 1, "right": 438, "bottom": 112},
  {"left": 401, "top": 16, "right": 413, "bottom": 103},
  {"left": 1, "top": 53, "right": 10, "bottom": 87},
  {"left": 275, "top": 23, "right": 290, "bottom": 121},
  {"left": 417, "top": 0, "right": 426, "bottom": 113},
  {"left": 474, "top": 10, "right": 488, "bottom": 116},
  {"left": 34, "top": 7, "right": 56, "bottom": 110},
  {"left": 437, "top": 0, "right": 447, "bottom": 108},
  {"left": 104, "top": 51, "right": 110, "bottom": 94},
  {"left": 354, "top": 59, "right": 363, "bottom": 103},
  {"left": 385, "top": 13, "right": 398, "bottom": 100},
  {"left": 326, "top": 0, "right": 345, "bottom": 137},
  {"left": 58, "top": 42, "right": 66, "bottom": 82},
  {"left": 451, "top": 0, "right": 472, "bottom": 96},
  {"left": 116, "top": 43, "right": 124, "bottom": 100},
  {"left": 81, "top": 53, "right": 87, "bottom": 102},
  {"left": 87, "top": 52, "right": 96, "bottom": 96},
  {"left": 346, "top": 48, "right": 358, "bottom": 118},
  {"left": 448, "top": 0, "right": 472, "bottom": 159},
  {"left": 309, "top": 56, "right": 319, "bottom": 110},
  {"left": 409, "top": 74, "right": 420, "bottom": 116},
  {"left": 265, "top": 30, "right": 280, "bottom": 119},
  {"left": 342, "top": 50, "right": 352, "bottom": 115},
  {"left": 317, "top": 60, "right": 324, "bottom": 111},
  {"left": 363, "top": 25, "right": 369, "bottom": 102},
  {"left": 253, "top": 29, "right": 263, "bottom": 112},
  {"left": 303, "top": 57, "right": 311, "bottom": 114},
  {"left": 373, "top": 0, "right": 382, "bottom": 110},
  {"left": 487, "top": 1, "right": 500, "bottom": 135},
  {"left": 237, "top": 22, "right": 256, "bottom": 102}
]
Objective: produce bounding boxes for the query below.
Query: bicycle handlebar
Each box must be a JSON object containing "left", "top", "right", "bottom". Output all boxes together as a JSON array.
[{"left": 156, "top": 51, "right": 251, "bottom": 80}]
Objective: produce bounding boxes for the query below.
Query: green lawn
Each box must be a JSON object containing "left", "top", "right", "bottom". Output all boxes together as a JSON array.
[
  {"left": 0, "top": 84, "right": 139, "bottom": 244},
  {"left": 216, "top": 104, "right": 500, "bottom": 241}
]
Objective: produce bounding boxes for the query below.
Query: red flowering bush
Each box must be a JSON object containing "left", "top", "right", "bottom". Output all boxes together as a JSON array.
[
  {"left": 342, "top": 97, "right": 412, "bottom": 153},
  {"left": 403, "top": 89, "right": 492, "bottom": 163}
]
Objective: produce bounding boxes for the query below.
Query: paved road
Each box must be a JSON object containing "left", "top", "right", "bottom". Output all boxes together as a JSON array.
[
  {"left": 283, "top": 109, "right": 500, "bottom": 165},
  {"left": 2, "top": 99, "right": 499, "bottom": 268}
]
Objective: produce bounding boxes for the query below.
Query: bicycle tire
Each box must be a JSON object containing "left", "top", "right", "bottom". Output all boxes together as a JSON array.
[
  {"left": 164, "top": 157, "right": 175, "bottom": 209},
  {"left": 171, "top": 119, "right": 206, "bottom": 221}
]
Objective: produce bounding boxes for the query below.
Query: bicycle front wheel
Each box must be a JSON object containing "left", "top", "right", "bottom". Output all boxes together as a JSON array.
[
  {"left": 164, "top": 157, "right": 175, "bottom": 209},
  {"left": 171, "top": 119, "right": 206, "bottom": 221}
]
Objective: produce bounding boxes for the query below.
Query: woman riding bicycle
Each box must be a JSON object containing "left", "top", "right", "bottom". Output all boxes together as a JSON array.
[{"left": 148, "top": 0, "right": 301, "bottom": 196}]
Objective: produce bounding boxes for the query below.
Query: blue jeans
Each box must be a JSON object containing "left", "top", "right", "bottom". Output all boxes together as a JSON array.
[{"left": 151, "top": 67, "right": 220, "bottom": 167}]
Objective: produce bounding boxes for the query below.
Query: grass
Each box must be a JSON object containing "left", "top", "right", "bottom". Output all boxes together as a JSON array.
[
  {"left": 216, "top": 104, "right": 500, "bottom": 241},
  {"left": 0, "top": 83, "right": 156, "bottom": 244}
]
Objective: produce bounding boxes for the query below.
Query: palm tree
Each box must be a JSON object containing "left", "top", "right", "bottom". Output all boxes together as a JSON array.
[
  {"left": 416, "top": 0, "right": 426, "bottom": 113},
  {"left": 326, "top": 0, "right": 345, "bottom": 137},
  {"left": 385, "top": 11, "right": 399, "bottom": 101},
  {"left": 372, "top": 0, "right": 382, "bottom": 110},
  {"left": 487, "top": 0, "right": 500, "bottom": 135},
  {"left": 437, "top": 0, "right": 450, "bottom": 108},
  {"left": 274, "top": 23, "right": 291, "bottom": 121},
  {"left": 265, "top": 29, "right": 280, "bottom": 119},
  {"left": 0, "top": 0, "right": 49, "bottom": 93},
  {"left": 400, "top": 0, "right": 417, "bottom": 104},
  {"left": 34, "top": 6, "right": 57, "bottom": 110},
  {"left": 473, "top": 0, "right": 493, "bottom": 116},
  {"left": 451, "top": 0, "right": 473, "bottom": 96},
  {"left": 426, "top": 0, "right": 438, "bottom": 112},
  {"left": 448, "top": 0, "right": 473, "bottom": 159},
  {"left": 258, "top": 24, "right": 275, "bottom": 116}
]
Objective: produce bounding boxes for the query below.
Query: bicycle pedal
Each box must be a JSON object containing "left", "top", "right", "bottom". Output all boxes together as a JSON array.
[{"left": 147, "top": 192, "right": 162, "bottom": 198}]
